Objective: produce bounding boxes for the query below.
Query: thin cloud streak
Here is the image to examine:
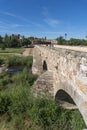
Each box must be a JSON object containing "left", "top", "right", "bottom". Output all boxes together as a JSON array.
[
  {"left": 44, "top": 18, "right": 60, "bottom": 27},
  {"left": 0, "top": 11, "right": 47, "bottom": 29},
  {"left": 0, "top": 11, "right": 30, "bottom": 23},
  {"left": 42, "top": 7, "right": 49, "bottom": 17},
  {"left": 0, "top": 22, "right": 24, "bottom": 29},
  {"left": 1, "top": 12, "right": 16, "bottom": 17},
  {"left": 42, "top": 7, "right": 60, "bottom": 27}
]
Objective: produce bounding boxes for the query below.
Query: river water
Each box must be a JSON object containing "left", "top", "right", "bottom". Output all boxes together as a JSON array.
[{"left": 7, "top": 66, "right": 32, "bottom": 75}]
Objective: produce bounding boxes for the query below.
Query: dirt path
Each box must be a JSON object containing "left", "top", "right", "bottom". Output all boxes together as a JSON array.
[{"left": 22, "top": 48, "right": 33, "bottom": 56}]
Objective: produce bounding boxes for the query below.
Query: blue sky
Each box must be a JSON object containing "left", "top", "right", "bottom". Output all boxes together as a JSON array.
[{"left": 0, "top": 0, "right": 87, "bottom": 39}]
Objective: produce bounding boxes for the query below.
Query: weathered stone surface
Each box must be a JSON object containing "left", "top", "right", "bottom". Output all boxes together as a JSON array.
[
  {"left": 32, "top": 45, "right": 87, "bottom": 126},
  {"left": 33, "top": 71, "right": 54, "bottom": 98}
]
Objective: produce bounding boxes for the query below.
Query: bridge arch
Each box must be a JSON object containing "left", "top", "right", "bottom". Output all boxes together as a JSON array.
[
  {"left": 54, "top": 82, "right": 87, "bottom": 125},
  {"left": 43, "top": 60, "right": 48, "bottom": 71},
  {"left": 55, "top": 89, "right": 75, "bottom": 104},
  {"left": 55, "top": 89, "right": 76, "bottom": 109}
]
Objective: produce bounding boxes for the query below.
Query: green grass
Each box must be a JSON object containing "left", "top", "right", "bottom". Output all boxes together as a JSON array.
[
  {"left": 0, "top": 54, "right": 16, "bottom": 58},
  {"left": 0, "top": 54, "right": 33, "bottom": 67},
  {"left": 0, "top": 69, "right": 86, "bottom": 130},
  {"left": 0, "top": 56, "right": 86, "bottom": 130},
  {"left": 0, "top": 54, "right": 17, "bottom": 65},
  {"left": 0, "top": 48, "right": 25, "bottom": 54},
  {"left": 7, "top": 56, "right": 33, "bottom": 67}
]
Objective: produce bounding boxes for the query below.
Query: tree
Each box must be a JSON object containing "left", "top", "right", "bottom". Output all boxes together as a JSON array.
[
  {"left": 0, "top": 35, "right": 3, "bottom": 47},
  {"left": 45, "top": 36, "right": 47, "bottom": 40},
  {"left": 56, "top": 36, "right": 65, "bottom": 45},
  {"left": 10, "top": 38, "right": 19, "bottom": 48},
  {"left": 1, "top": 44, "right": 6, "bottom": 50},
  {"left": 21, "top": 38, "right": 31, "bottom": 46},
  {"left": 4, "top": 34, "right": 11, "bottom": 47},
  {"left": 65, "top": 33, "right": 67, "bottom": 40},
  {"left": 0, "top": 35, "right": 5, "bottom": 48},
  {"left": 0, "top": 35, "right": 3, "bottom": 42},
  {"left": 85, "top": 36, "right": 87, "bottom": 39}
]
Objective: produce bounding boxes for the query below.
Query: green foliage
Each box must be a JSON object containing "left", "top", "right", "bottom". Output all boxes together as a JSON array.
[
  {"left": 0, "top": 55, "right": 86, "bottom": 130},
  {"left": 0, "top": 91, "right": 11, "bottom": 114},
  {"left": 12, "top": 67, "right": 38, "bottom": 86},
  {"left": 8, "top": 86, "right": 31, "bottom": 116},
  {"left": 7, "top": 56, "right": 33, "bottom": 67},
  {"left": 1, "top": 44, "right": 6, "bottom": 50},
  {"left": 1, "top": 34, "right": 32, "bottom": 48},
  {"left": 28, "top": 98, "right": 61, "bottom": 130},
  {"left": 0, "top": 76, "right": 12, "bottom": 87},
  {"left": 0, "top": 58, "right": 4, "bottom": 65},
  {"left": 56, "top": 36, "right": 87, "bottom": 46},
  {"left": 0, "top": 72, "right": 12, "bottom": 91},
  {"left": 0, "top": 48, "right": 24, "bottom": 54},
  {"left": 21, "top": 38, "right": 31, "bottom": 46},
  {"left": 70, "top": 110, "right": 86, "bottom": 130},
  {"left": 56, "top": 36, "right": 66, "bottom": 45},
  {"left": 0, "top": 82, "right": 86, "bottom": 130}
]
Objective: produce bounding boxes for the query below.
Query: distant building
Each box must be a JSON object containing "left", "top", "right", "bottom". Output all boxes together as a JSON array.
[
  {"left": 32, "top": 38, "right": 57, "bottom": 45},
  {"left": 32, "top": 39, "right": 41, "bottom": 44},
  {"left": 51, "top": 39, "right": 57, "bottom": 44}
]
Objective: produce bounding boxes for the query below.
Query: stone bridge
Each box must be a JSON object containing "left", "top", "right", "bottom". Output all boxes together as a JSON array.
[{"left": 32, "top": 45, "right": 87, "bottom": 126}]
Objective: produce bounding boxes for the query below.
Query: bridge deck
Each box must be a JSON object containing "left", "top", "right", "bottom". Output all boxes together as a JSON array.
[{"left": 54, "top": 45, "right": 87, "bottom": 52}]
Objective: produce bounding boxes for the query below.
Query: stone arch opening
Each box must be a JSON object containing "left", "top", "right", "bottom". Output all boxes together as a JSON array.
[
  {"left": 43, "top": 60, "right": 48, "bottom": 71},
  {"left": 55, "top": 89, "right": 77, "bottom": 109}
]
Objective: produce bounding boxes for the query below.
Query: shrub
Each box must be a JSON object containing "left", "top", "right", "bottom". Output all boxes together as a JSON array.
[
  {"left": 0, "top": 91, "right": 11, "bottom": 114},
  {"left": 7, "top": 56, "right": 33, "bottom": 67},
  {"left": 70, "top": 110, "right": 87, "bottom": 130},
  {"left": 12, "top": 67, "right": 38, "bottom": 86},
  {"left": 8, "top": 85, "right": 32, "bottom": 117},
  {"left": 0, "top": 58, "right": 4, "bottom": 65},
  {"left": 1, "top": 44, "right": 6, "bottom": 50},
  {"left": 28, "top": 98, "right": 62, "bottom": 130}
]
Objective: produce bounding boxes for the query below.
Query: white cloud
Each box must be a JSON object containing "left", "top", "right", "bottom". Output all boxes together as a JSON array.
[
  {"left": 44, "top": 18, "right": 60, "bottom": 27},
  {"left": 42, "top": 7, "right": 49, "bottom": 17},
  {"left": 42, "top": 7, "right": 60, "bottom": 27},
  {"left": 1, "top": 12, "right": 16, "bottom": 17},
  {"left": 0, "top": 11, "right": 46, "bottom": 29},
  {"left": 10, "top": 24, "right": 24, "bottom": 28},
  {"left": 0, "top": 11, "right": 30, "bottom": 23}
]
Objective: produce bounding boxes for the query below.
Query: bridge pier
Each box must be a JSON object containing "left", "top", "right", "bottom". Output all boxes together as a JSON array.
[{"left": 32, "top": 45, "right": 43, "bottom": 75}]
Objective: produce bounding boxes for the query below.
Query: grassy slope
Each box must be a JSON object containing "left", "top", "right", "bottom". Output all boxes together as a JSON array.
[{"left": 0, "top": 48, "right": 25, "bottom": 54}]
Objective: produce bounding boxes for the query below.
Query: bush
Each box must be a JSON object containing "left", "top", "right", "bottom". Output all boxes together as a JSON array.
[
  {"left": 0, "top": 58, "right": 4, "bottom": 65},
  {"left": 0, "top": 91, "right": 11, "bottom": 114},
  {"left": 0, "top": 74, "right": 12, "bottom": 91},
  {"left": 70, "top": 110, "right": 87, "bottom": 130},
  {"left": 7, "top": 56, "right": 33, "bottom": 67},
  {"left": 28, "top": 98, "right": 62, "bottom": 130},
  {"left": 1, "top": 44, "right": 6, "bottom": 50},
  {"left": 8, "top": 86, "right": 32, "bottom": 117},
  {"left": 12, "top": 67, "right": 38, "bottom": 86},
  {"left": 0, "top": 60, "right": 86, "bottom": 130}
]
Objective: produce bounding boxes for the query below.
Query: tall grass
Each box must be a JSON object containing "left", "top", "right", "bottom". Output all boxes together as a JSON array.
[
  {"left": 7, "top": 56, "right": 33, "bottom": 67},
  {"left": 0, "top": 71, "right": 86, "bottom": 130},
  {"left": 0, "top": 56, "right": 86, "bottom": 130}
]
